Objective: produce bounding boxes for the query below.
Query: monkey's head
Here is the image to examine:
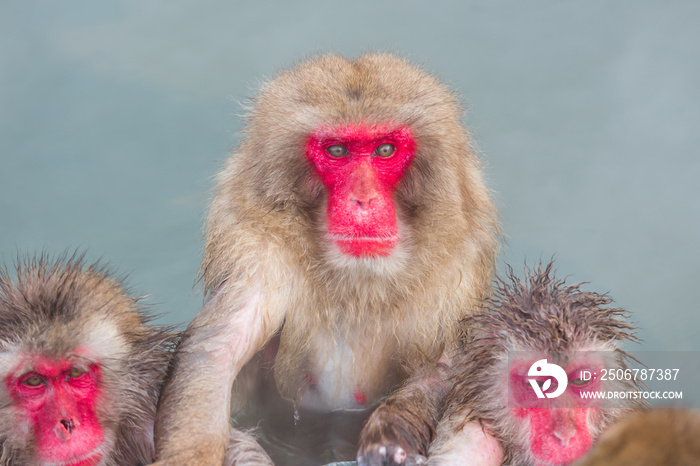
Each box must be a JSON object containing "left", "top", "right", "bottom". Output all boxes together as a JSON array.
[
  {"left": 217, "top": 53, "right": 497, "bottom": 278},
  {"left": 447, "top": 262, "right": 643, "bottom": 466},
  {"left": 0, "top": 255, "right": 172, "bottom": 465}
]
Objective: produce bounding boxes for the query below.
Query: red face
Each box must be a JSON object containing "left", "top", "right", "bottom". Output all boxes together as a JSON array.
[
  {"left": 5, "top": 356, "right": 105, "bottom": 466},
  {"left": 306, "top": 123, "right": 416, "bottom": 258},
  {"left": 509, "top": 356, "right": 603, "bottom": 466}
]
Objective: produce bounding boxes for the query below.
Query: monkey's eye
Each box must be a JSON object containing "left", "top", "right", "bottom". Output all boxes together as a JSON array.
[
  {"left": 68, "top": 368, "right": 85, "bottom": 379},
  {"left": 570, "top": 378, "right": 589, "bottom": 386},
  {"left": 374, "top": 143, "right": 395, "bottom": 157},
  {"left": 23, "top": 375, "right": 45, "bottom": 387},
  {"left": 326, "top": 144, "right": 348, "bottom": 157}
]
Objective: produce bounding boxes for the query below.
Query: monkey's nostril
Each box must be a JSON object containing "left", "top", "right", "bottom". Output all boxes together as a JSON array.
[
  {"left": 60, "top": 419, "right": 75, "bottom": 433},
  {"left": 351, "top": 195, "right": 376, "bottom": 209}
]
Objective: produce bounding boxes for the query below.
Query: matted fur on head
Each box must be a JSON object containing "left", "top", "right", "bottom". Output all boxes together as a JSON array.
[
  {"left": 442, "top": 261, "right": 644, "bottom": 465},
  {"left": 0, "top": 253, "right": 176, "bottom": 465}
]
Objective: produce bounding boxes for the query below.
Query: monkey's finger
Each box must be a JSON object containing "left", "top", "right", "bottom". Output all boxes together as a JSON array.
[
  {"left": 358, "top": 444, "right": 414, "bottom": 466},
  {"left": 405, "top": 453, "right": 428, "bottom": 465}
]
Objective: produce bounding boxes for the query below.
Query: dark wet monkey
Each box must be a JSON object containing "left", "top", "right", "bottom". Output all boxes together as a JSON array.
[
  {"left": 380, "top": 263, "right": 644, "bottom": 465},
  {"left": 0, "top": 255, "right": 175, "bottom": 465}
]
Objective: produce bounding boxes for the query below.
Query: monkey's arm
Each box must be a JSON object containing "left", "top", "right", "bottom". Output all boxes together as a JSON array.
[
  {"left": 357, "top": 363, "right": 449, "bottom": 466},
  {"left": 153, "top": 284, "right": 282, "bottom": 465}
]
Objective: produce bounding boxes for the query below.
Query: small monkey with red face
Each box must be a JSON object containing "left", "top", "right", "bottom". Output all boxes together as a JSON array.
[
  {"left": 0, "top": 255, "right": 174, "bottom": 465},
  {"left": 386, "top": 263, "right": 643, "bottom": 466},
  {"left": 154, "top": 53, "right": 500, "bottom": 464}
]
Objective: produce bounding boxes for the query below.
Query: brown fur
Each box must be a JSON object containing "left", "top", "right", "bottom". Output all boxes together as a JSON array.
[
  {"left": 358, "top": 363, "right": 450, "bottom": 465},
  {"left": 154, "top": 53, "right": 499, "bottom": 465},
  {"left": 576, "top": 408, "right": 700, "bottom": 466},
  {"left": 0, "top": 253, "right": 175, "bottom": 465},
  {"left": 431, "top": 262, "right": 645, "bottom": 465}
]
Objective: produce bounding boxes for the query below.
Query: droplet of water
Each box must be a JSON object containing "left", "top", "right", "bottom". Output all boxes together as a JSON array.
[{"left": 293, "top": 408, "right": 300, "bottom": 426}]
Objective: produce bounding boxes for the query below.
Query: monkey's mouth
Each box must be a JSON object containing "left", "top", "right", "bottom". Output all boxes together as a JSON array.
[
  {"left": 330, "top": 234, "right": 399, "bottom": 257},
  {"left": 50, "top": 448, "right": 102, "bottom": 466}
]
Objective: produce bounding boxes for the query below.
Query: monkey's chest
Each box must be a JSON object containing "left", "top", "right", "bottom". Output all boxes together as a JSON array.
[{"left": 295, "top": 336, "right": 401, "bottom": 412}]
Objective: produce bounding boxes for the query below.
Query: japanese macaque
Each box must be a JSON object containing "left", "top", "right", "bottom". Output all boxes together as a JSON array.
[
  {"left": 427, "top": 263, "right": 645, "bottom": 465},
  {"left": 153, "top": 53, "right": 500, "bottom": 464},
  {"left": 0, "top": 255, "right": 175, "bottom": 465},
  {"left": 576, "top": 408, "right": 700, "bottom": 466}
]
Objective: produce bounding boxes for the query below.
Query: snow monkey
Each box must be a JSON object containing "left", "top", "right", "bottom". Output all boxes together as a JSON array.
[
  {"left": 0, "top": 254, "right": 175, "bottom": 465},
  {"left": 370, "top": 262, "right": 644, "bottom": 465},
  {"left": 153, "top": 53, "right": 500, "bottom": 464}
]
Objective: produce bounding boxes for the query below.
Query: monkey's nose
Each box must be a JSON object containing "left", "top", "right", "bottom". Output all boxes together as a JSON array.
[
  {"left": 349, "top": 185, "right": 381, "bottom": 213},
  {"left": 55, "top": 419, "right": 75, "bottom": 440},
  {"left": 60, "top": 419, "right": 75, "bottom": 433},
  {"left": 350, "top": 195, "right": 376, "bottom": 210},
  {"left": 552, "top": 426, "right": 576, "bottom": 446}
]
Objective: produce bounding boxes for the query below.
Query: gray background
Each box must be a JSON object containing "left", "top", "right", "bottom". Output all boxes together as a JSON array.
[{"left": 2, "top": 1, "right": 698, "bottom": 357}]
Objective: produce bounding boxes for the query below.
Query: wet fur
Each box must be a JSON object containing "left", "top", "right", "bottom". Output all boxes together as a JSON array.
[
  {"left": 0, "top": 254, "right": 175, "bottom": 465},
  {"left": 434, "top": 262, "right": 645, "bottom": 465}
]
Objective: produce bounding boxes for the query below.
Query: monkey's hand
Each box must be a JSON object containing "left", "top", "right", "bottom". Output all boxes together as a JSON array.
[
  {"left": 358, "top": 445, "right": 427, "bottom": 465},
  {"left": 358, "top": 443, "right": 427, "bottom": 465},
  {"left": 357, "top": 368, "right": 446, "bottom": 466},
  {"left": 223, "top": 428, "right": 274, "bottom": 466},
  {"left": 151, "top": 428, "right": 273, "bottom": 466},
  {"left": 357, "top": 396, "right": 432, "bottom": 465}
]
